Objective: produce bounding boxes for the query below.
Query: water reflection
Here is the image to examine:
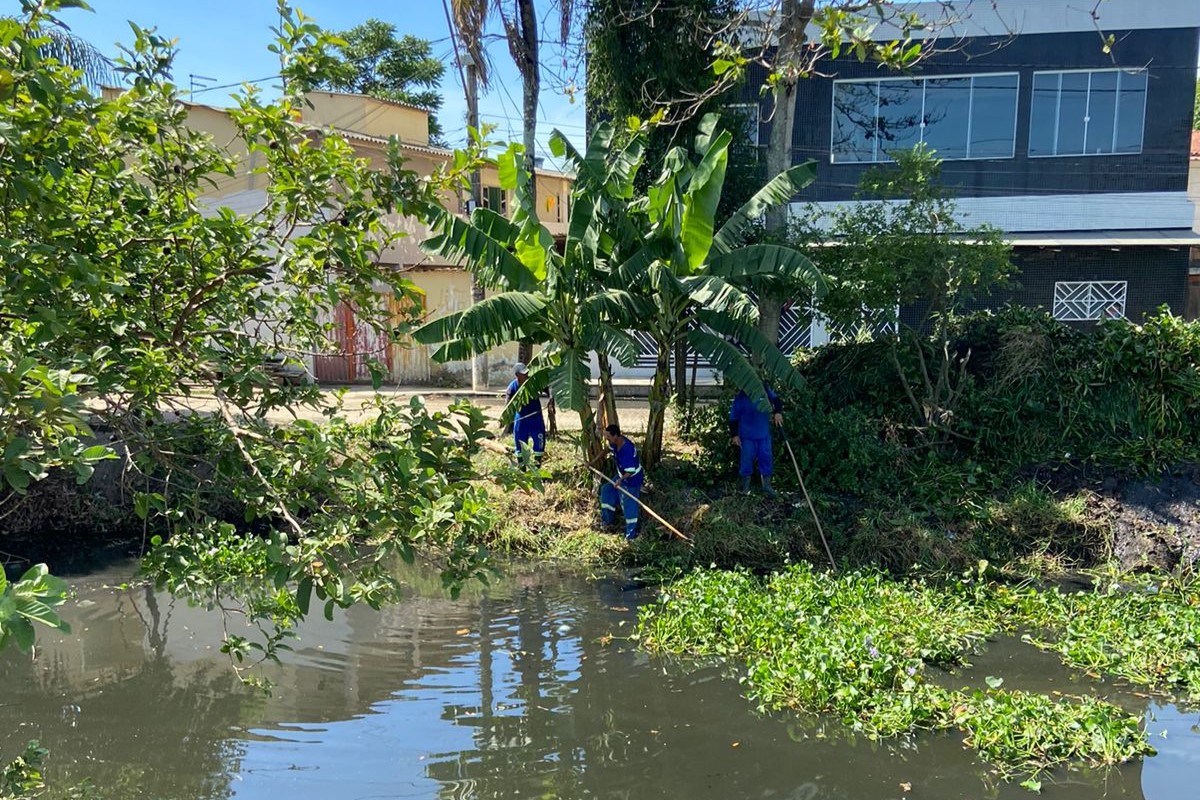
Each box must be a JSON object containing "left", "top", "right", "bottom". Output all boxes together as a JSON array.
[{"left": 1, "top": 563, "right": 1197, "bottom": 799}]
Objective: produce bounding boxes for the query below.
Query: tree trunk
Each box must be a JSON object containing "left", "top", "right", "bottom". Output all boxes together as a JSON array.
[
  {"left": 758, "top": 0, "right": 814, "bottom": 346},
  {"left": 466, "top": 57, "right": 488, "bottom": 389},
  {"left": 673, "top": 338, "right": 688, "bottom": 410},
  {"left": 597, "top": 351, "right": 619, "bottom": 432},
  {"left": 643, "top": 341, "right": 672, "bottom": 472},
  {"left": 577, "top": 399, "right": 604, "bottom": 466},
  {"left": 515, "top": 0, "right": 539, "bottom": 371}
]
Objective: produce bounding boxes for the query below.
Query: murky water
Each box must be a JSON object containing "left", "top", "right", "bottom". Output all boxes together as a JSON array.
[{"left": 1, "top": 561, "right": 1197, "bottom": 799}]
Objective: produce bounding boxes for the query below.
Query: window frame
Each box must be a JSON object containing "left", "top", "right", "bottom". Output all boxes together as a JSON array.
[
  {"left": 726, "top": 102, "right": 761, "bottom": 147},
  {"left": 1027, "top": 68, "right": 1147, "bottom": 159},
  {"left": 829, "top": 70, "right": 1021, "bottom": 164}
]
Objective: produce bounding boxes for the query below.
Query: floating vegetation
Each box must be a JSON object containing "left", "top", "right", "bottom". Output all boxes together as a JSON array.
[
  {"left": 636, "top": 564, "right": 1162, "bottom": 778},
  {"left": 996, "top": 570, "right": 1200, "bottom": 698}
]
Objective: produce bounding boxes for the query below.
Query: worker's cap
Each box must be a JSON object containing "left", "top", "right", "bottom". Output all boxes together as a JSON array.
[{"left": 514, "top": 362, "right": 529, "bottom": 375}]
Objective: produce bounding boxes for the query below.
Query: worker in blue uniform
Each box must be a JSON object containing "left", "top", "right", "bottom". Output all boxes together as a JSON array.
[
  {"left": 599, "top": 424, "right": 644, "bottom": 540},
  {"left": 505, "top": 362, "right": 545, "bottom": 467},
  {"left": 729, "top": 385, "right": 784, "bottom": 496}
]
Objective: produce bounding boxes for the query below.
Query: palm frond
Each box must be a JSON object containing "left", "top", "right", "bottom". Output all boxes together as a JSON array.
[
  {"left": 712, "top": 161, "right": 818, "bottom": 253},
  {"left": 693, "top": 309, "right": 803, "bottom": 391},
  {"left": 34, "top": 25, "right": 119, "bottom": 93},
  {"left": 682, "top": 276, "right": 759, "bottom": 323},
  {"left": 685, "top": 328, "right": 769, "bottom": 406},
  {"left": 548, "top": 347, "right": 592, "bottom": 413},
  {"left": 499, "top": 351, "right": 554, "bottom": 426},
  {"left": 581, "top": 288, "right": 656, "bottom": 328},
  {"left": 680, "top": 128, "right": 731, "bottom": 271},
  {"left": 707, "top": 244, "right": 825, "bottom": 294},
  {"left": 422, "top": 207, "right": 536, "bottom": 291},
  {"left": 413, "top": 291, "right": 547, "bottom": 352},
  {"left": 583, "top": 324, "right": 640, "bottom": 368}
]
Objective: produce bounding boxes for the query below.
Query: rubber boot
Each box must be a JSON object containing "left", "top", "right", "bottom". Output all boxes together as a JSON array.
[
  {"left": 740, "top": 475, "right": 751, "bottom": 494},
  {"left": 762, "top": 475, "right": 777, "bottom": 498}
]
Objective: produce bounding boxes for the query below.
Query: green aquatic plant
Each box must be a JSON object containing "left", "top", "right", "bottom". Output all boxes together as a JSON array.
[
  {"left": 637, "top": 565, "right": 1154, "bottom": 777},
  {"left": 995, "top": 571, "right": 1200, "bottom": 698}
]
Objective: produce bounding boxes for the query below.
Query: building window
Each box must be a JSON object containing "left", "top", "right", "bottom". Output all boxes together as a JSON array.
[
  {"left": 1053, "top": 281, "right": 1127, "bottom": 321},
  {"left": 727, "top": 103, "right": 761, "bottom": 147},
  {"left": 1029, "top": 69, "right": 1147, "bottom": 157},
  {"left": 831, "top": 72, "right": 1018, "bottom": 163},
  {"left": 483, "top": 186, "right": 507, "bottom": 214}
]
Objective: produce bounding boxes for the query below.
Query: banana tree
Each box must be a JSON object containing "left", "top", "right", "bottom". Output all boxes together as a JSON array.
[
  {"left": 413, "top": 121, "right": 651, "bottom": 463},
  {"left": 614, "top": 113, "right": 824, "bottom": 470}
]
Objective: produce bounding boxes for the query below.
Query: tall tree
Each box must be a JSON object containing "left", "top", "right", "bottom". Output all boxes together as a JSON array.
[
  {"left": 613, "top": 114, "right": 821, "bottom": 469},
  {"left": 317, "top": 19, "right": 447, "bottom": 142},
  {"left": 586, "top": 0, "right": 754, "bottom": 214},
  {"left": 590, "top": 1, "right": 957, "bottom": 346},
  {"left": 496, "top": 0, "right": 542, "bottom": 369},
  {"left": 751, "top": 0, "right": 946, "bottom": 345},
  {"left": 414, "top": 124, "right": 652, "bottom": 464}
]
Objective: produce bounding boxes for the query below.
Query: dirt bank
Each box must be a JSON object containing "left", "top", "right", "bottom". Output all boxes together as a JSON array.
[{"left": 1035, "top": 463, "right": 1200, "bottom": 572}]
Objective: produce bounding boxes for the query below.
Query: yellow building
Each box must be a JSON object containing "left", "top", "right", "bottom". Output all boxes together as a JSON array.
[{"left": 162, "top": 89, "right": 574, "bottom": 385}]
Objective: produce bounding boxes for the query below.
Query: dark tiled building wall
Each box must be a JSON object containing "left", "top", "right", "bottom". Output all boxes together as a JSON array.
[
  {"left": 960, "top": 246, "right": 1191, "bottom": 321},
  {"left": 748, "top": 27, "right": 1200, "bottom": 202}
]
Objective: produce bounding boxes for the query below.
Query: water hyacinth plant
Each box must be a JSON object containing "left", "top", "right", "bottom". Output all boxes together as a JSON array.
[
  {"left": 995, "top": 571, "right": 1200, "bottom": 698},
  {"left": 636, "top": 564, "right": 1157, "bottom": 777}
]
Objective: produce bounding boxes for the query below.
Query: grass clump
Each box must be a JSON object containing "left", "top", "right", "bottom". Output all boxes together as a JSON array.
[{"left": 637, "top": 564, "right": 1155, "bottom": 777}]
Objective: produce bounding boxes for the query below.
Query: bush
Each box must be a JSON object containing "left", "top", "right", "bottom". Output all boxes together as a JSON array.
[{"left": 680, "top": 308, "right": 1200, "bottom": 570}]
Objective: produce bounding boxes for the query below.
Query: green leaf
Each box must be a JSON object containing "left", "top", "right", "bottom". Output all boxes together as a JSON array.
[
  {"left": 412, "top": 292, "right": 547, "bottom": 356},
  {"left": 686, "top": 328, "right": 770, "bottom": 406},
  {"left": 296, "top": 577, "right": 314, "bottom": 616},
  {"left": 548, "top": 349, "right": 592, "bottom": 414},
  {"left": 680, "top": 128, "right": 731, "bottom": 271},
  {"left": 4, "top": 464, "right": 31, "bottom": 492},
  {"left": 1020, "top": 779, "right": 1042, "bottom": 793},
  {"left": 707, "top": 244, "right": 826, "bottom": 295},
  {"left": 499, "top": 361, "right": 552, "bottom": 427},
  {"left": 421, "top": 207, "right": 536, "bottom": 292},
  {"left": 712, "top": 162, "right": 818, "bottom": 253},
  {"left": 80, "top": 444, "right": 113, "bottom": 461},
  {"left": 693, "top": 309, "right": 803, "bottom": 392},
  {"left": 584, "top": 324, "right": 640, "bottom": 369}
]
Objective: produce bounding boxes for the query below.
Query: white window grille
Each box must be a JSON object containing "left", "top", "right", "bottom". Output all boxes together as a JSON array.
[{"left": 1053, "top": 281, "right": 1127, "bottom": 321}]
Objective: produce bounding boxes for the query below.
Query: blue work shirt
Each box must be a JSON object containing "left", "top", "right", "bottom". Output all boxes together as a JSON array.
[
  {"left": 730, "top": 388, "right": 782, "bottom": 440},
  {"left": 506, "top": 378, "right": 544, "bottom": 428},
  {"left": 610, "top": 437, "right": 644, "bottom": 489}
]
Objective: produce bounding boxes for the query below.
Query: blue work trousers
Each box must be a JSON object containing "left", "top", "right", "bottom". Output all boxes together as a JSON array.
[
  {"left": 738, "top": 436, "right": 774, "bottom": 477},
  {"left": 513, "top": 418, "right": 545, "bottom": 466},
  {"left": 600, "top": 482, "right": 641, "bottom": 539}
]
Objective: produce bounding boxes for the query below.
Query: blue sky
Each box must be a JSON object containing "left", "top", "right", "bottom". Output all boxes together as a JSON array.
[{"left": 5, "top": 0, "right": 588, "bottom": 166}]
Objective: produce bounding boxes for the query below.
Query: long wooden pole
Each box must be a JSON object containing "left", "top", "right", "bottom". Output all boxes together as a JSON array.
[
  {"left": 475, "top": 436, "right": 689, "bottom": 543},
  {"left": 586, "top": 465, "right": 690, "bottom": 544},
  {"left": 783, "top": 439, "right": 837, "bottom": 573}
]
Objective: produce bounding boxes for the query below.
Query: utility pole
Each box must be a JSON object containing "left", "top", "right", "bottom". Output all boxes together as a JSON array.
[{"left": 465, "top": 51, "right": 488, "bottom": 390}]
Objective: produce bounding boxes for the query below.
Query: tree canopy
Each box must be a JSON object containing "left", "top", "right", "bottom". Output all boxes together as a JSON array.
[{"left": 0, "top": 0, "right": 520, "bottom": 662}]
